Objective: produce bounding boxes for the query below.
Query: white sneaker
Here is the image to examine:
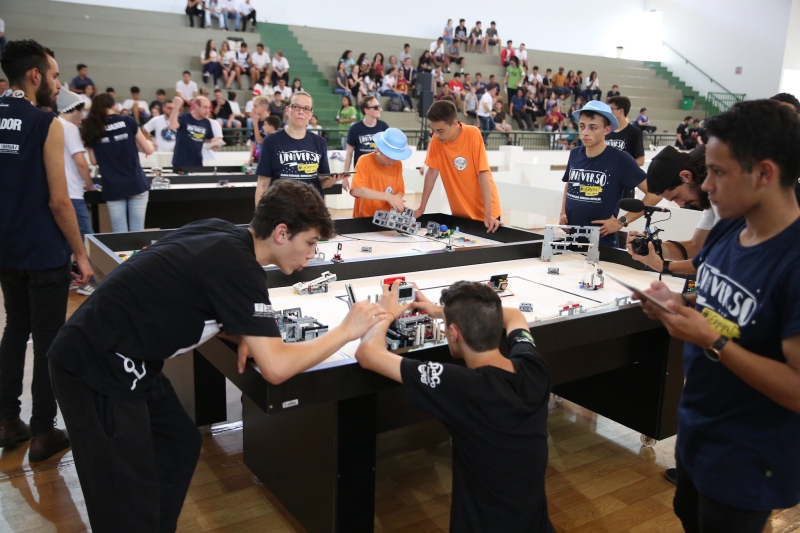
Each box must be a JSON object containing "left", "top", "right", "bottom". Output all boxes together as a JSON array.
[{"left": 77, "top": 285, "right": 95, "bottom": 296}]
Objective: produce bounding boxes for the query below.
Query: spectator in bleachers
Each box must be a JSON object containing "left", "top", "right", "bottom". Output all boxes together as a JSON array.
[
  {"left": 500, "top": 40, "right": 515, "bottom": 67},
  {"left": 545, "top": 91, "right": 558, "bottom": 113},
  {"left": 253, "top": 74, "right": 274, "bottom": 99},
  {"left": 464, "top": 85, "right": 478, "bottom": 125},
  {"left": 334, "top": 61, "right": 352, "bottom": 98},
  {"left": 143, "top": 98, "right": 176, "bottom": 152},
  {"left": 271, "top": 50, "right": 290, "bottom": 85},
  {"left": 395, "top": 68, "right": 412, "bottom": 102},
  {"left": 511, "top": 87, "right": 534, "bottom": 131},
  {"left": 380, "top": 67, "right": 413, "bottom": 112},
  {"left": 307, "top": 115, "right": 323, "bottom": 134},
  {"left": 455, "top": 19, "right": 469, "bottom": 48},
  {"left": 220, "top": 0, "right": 240, "bottom": 30},
  {"left": 204, "top": 0, "right": 224, "bottom": 29},
  {"left": 185, "top": 0, "right": 205, "bottom": 28},
  {"left": 568, "top": 94, "right": 585, "bottom": 116},
  {"left": 544, "top": 105, "right": 565, "bottom": 132},
  {"left": 448, "top": 73, "right": 465, "bottom": 101},
  {"left": 473, "top": 72, "right": 486, "bottom": 97},
  {"left": 418, "top": 51, "right": 434, "bottom": 74},
  {"left": 486, "top": 74, "right": 500, "bottom": 97},
  {"left": 0, "top": 79, "right": 7, "bottom": 94},
  {"left": 525, "top": 88, "right": 541, "bottom": 124},
  {"left": 552, "top": 66, "right": 571, "bottom": 97},
  {"left": 387, "top": 55, "right": 400, "bottom": 74},
  {"left": 492, "top": 101, "right": 512, "bottom": 132},
  {"left": 70, "top": 64, "right": 95, "bottom": 94},
  {"left": 675, "top": 115, "right": 692, "bottom": 149},
  {"left": 516, "top": 43, "right": 529, "bottom": 68},
  {"left": 340, "top": 50, "right": 355, "bottom": 75},
  {"left": 606, "top": 84, "right": 620, "bottom": 100},
  {"left": 240, "top": 0, "right": 257, "bottom": 31},
  {"left": 248, "top": 95, "right": 270, "bottom": 147},
  {"left": 121, "top": 86, "right": 150, "bottom": 124},
  {"left": 219, "top": 41, "right": 235, "bottom": 89},
  {"left": 345, "top": 95, "right": 389, "bottom": 173},
  {"left": 83, "top": 93, "right": 154, "bottom": 232},
  {"left": 105, "top": 87, "right": 116, "bottom": 100},
  {"left": 399, "top": 44, "right": 413, "bottom": 63},
  {"left": 636, "top": 107, "right": 656, "bottom": 133},
  {"left": 503, "top": 56, "right": 524, "bottom": 108},
  {"left": 462, "top": 73, "right": 472, "bottom": 92},
  {"left": 348, "top": 66, "right": 365, "bottom": 99},
  {"left": 575, "top": 70, "right": 584, "bottom": 89},
  {"left": 175, "top": 71, "right": 199, "bottom": 110},
  {"left": 79, "top": 84, "right": 95, "bottom": 115},
  {"left": 250, "top": 43, "right": 270, "bottom": 85},
  {"left": 446, "top": 42, "right": 465, "bottom": 74},
  {"left": 150, "top": 105, "right": 161, "bottom": 117},
  {"left": 436, "top": 84, "right": 457, "bottom": 105},
  {"left": 529, "top": 65, "right": 543, "bottom": 84},
  {"left": 606, "top": 95, "right": 644, "bottom": 167},
  {"left": 468, "top": 22, "right": 485, "bottom": 53},
  {"left": 401, "top": 58, "right": 417, "bottom": 93},
  {"left": 371, "top": 53, "right": 385, "bottom": 78},
  {"left": 268, "top": 91, "right": 286, "bottom": 119},
  {"left": 232, "top": 42, "right": 253, "bottom": 90},
  {"left": 582, "top": 71, "right": 602, "bottom": 101},
  {"left": 443, "top": 19, "right": 455, "bottom": 46},
  {"left": 565, "top": 70, "right": 579, "bottom": 95},
  {"left": 432, "top": 66, "right": 445, "bottom": 91},
  {"left": 201, "top": 39, "right": 222, "bottom": 87},
  {"left": 250, "top": 113, "right": 280, "bottom": 163},
  {"left": 228, "top": 90, "right": 245, "bottom": 121},
  {"left": 363, "top": 69, "right": 381, "bottom": 99},
  {"left": 477, "top": 85, "right": 496, "bottom": 131},
  {"left": 274, "top": 78, "right": 292, "bottom": 100},
  {"left": 486, "top": 22, "right": 501, "bottom": 50},
  {"left": 430, "top": 38, "right": 447, "bottom": 70},
  {"left": 357, "top": 53, "right": 370, "bottom": 71},
  {"left": 211, "top": 88, "right": 242, "bottom": 131},
  {"left": 199, "top": 87, "right": 210, "bottom": 97},
  {"left": 541, "top": 68, "right": 553, "bottom": 96},
  {"left": 336, "top": 95, "right": 358, "bottom": 149}
]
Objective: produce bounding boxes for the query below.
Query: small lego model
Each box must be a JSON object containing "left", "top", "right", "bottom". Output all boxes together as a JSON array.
[
  {"left": 540, "top": 225, "right": 600, "bottom": 263},
  {"left": 615, "top": 295, "right": 631, "bottom": 306},
  {"left": 275, "top": 308, "right": 328, "bottom": 343},
  {"left": 383, "top": 276, "right": 406, "bottom": 286},
  {"left": 443, "top": 234, "right": 455, "bottom": 252},
  {"left": 558, "top": 301, "right": 583, "bottom": 317},
  {"left": 151, "top": 175, "right": 170, "bottom": 190},
  {"left": 344, "top": 284, "right": 357, "bottom": 309},
  {"left": 519, "top": 302, "right": 533, "bottom": 312},
  {"left": 292, "top": 271, "right": 337, "bottom": 295},
  {"left": 396, "top": 284, "right": 416, "bottom": 304},
  {"left": 547, "top": 267, "right": 560, "bottom": 275},
  {"left": 332, "top": 243, "right": 343, "bottom": 263},
  {"left": 361, "top": 246, "right": 372, "bottom": 253},
  {"left": 312, "top": 245, "right": 325, "bottom": 262},
  {"left": 385, "top": 311, "right": 446, "bottom": 351},
  {"left": 372, "top": 207, "right": 422, "bottom": 235},
  {"left": 425, "top": 221, "right": 441, "bottom": 237},
  {"left": 488, "top": 275, "right": 509, "bottom": 292},
  {"left": 579, "top": 263, "right": 604, "bottom": 291}
]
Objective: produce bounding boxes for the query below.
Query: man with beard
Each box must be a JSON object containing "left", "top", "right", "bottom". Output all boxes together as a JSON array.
[
  {"left": 626, "top": 145, "right": 712, "bottom": 277},
  {"left": 0, "top": 39, "right": 93, "bottom": 461}
]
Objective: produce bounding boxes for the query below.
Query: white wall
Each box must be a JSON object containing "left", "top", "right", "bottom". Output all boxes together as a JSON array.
[
  {"left": 780, "top": 0, "right": 800, "bottom": 96},
  {"left": 648, "top": 0, "right": 793, "bottom": 99}
]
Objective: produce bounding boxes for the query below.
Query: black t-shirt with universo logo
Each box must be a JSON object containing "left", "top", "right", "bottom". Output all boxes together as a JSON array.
[
  {"left": 400, "top": 328, "right": 555, "bottom": 533},
  {"left": 256, "top": 129, "right": 330, "bottom": 196},
  {"left": 605, "top": 124, "right": 644, "bottom": 162},
  {"left": 47, "top": 219, "right": 281, "bottom": 398},
  {"left": 172, "top": 113, "right": 214, "bottom": 167},
  {"left": 92, "top": 114, "right": 149, "bottom": 201},
  {"left": 346, "top": 119, "right": 389, "bottom": 166}
]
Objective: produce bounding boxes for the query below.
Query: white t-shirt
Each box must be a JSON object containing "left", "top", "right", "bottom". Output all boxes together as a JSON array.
[
  {"left": 516, "top": 49, "right": 528, "bottom": 61},
  {"left": 696, "top": 205, "right": 719, "bottom": 231},
  {"left": 201, "top": 49, "right": 219, "bottom": 61},
  {"left": 143, "top": 114, "right": 176, "bottom": 152},
  {"left": 273, "top": 85, "right": 292, "bottom": 100},
  {"left": 433, "top": 70, "right": 444, "bottom": 84},
  {"left": 176, "top": 80, "right": 198, "bottom": 100},
  {"left": 251, "top": 51, "right": 270, "bottom": 69},
  {"left": 219, "top": 0, "right": 237, "bottom": 12},
  {"left": 245, "top": 100, "right": 254, "bottom": 113},
  {"left": 478, "top": 93, "right": 494, "bottom": 117},
  {"left": 0, "top": 19, "right": 4, "bottom": 33},
  {"left": 430, "top": 41, "right": 444, "bottom": 56},
  {"left": 253, "top": 83, "right": 274, "bottom": 98},
  {"left": 380, "top": 75, "right": 396, "bottom": 92},
  {"left": 272, "top": 56, "right": 290, "bottom": 71},
  {"left": 229, "top": 100, "right": 242, "bottom": 115},
  {"left": 202, "top": 119, "right": 224, "bottom": 161},
  {"left": 586, "top": 78, "right": 600, "bottom": 90},
  {"left": 233, "top": 50, "right": 250, "bottom": 68},
  {"left": 529, "top": 73, "right": 543, "bottom": 83},
  {"left": 59, "top": 117, "right": 87, "bottom": 200},
  {"left": 239, "top": 1, "right": 254, "bottom": 14},
  {"left": 399, "top": 51, "right": 412, "bottom": 62},
  {"left": 121, "top": 99, "right": 150, "bottom": 114},
  {"left": 220, "top": 51, "right": 233, "bottom": 67}
]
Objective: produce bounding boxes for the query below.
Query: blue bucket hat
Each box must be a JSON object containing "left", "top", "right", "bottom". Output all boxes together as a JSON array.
[
  {"left": 571, "top": 100, "right": 618, "bottom": 131},
  {"left": 374, "top": 128, "right": 412, "bottom": 161}
]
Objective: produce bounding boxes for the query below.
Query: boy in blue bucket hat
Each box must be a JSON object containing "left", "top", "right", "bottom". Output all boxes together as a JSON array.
[
  {"left": 350, "top": 127, "right": 412, "bottom": 218},
  {"left": 559, "top": 100, "right": 661, "bottom": 247}
]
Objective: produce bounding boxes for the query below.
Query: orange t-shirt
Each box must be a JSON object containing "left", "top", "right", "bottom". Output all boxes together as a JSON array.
[
  {"left": 424, "top": 124, "right": 501, "bottom": 220},
  {"left": 350, "top": 153, "right": 406, "bottom": 218}
]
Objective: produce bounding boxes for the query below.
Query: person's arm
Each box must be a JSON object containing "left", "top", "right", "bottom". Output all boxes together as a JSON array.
[
  {"left": 344, "top": 144, "right": 355, "bottom": 172},
  {"left": 86, "top": 146, "right": 98, "bottom": 166},
  {"left": 413, "top": 166, "right": 440, "bottom": 218},
  {"left": 72, "top": 152, "right": 96, "bottom": 191},
  {"left": 560, "top": 183, "right": 569, "bottom": 225},
  {"left": 635, "top": 156, "right": 645, "bottom": 166},
  {"left": 351, "top": 186, "right": 405, "bottom": 211},
  {"left": 43, "top": 119, "right": 93, "bottom": 285},
  {"left": 135, "top": 128, "right": 154, "bottom": 156},
  {"left": 478, "top": 170, "right": 500, "bottom": 232},
  {"left": 676, "top": 131, "right": 684, "bottom": 147},
  {"left": 169, "top": 98, "right": 182, "bottom": 131},
  {"left": 627, "top": 227, "right": 710, "bottom": 273},
  {"left": 255, "top": 175, "right": 271, "bottom": 205}
]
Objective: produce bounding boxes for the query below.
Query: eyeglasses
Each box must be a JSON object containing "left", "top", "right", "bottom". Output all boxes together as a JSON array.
[
  {"left": 289, "top": 104, "right": 313, "bottom": 114},
  {"left": 366, "top": 105, "right": 382, "bottom": 110}
]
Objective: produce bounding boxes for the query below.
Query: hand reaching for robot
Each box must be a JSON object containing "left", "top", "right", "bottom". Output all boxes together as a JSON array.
[
  {"left": 341, "top": 301, "right": 391, "bottom": 341},
  {"left": 237, "top": 339, "right": 252, "bottom": 374},
  {"left": 385, "top": 193, "right": 406, "bottom": 212},
  {"left": 378, "top": 280, "right": 413, "bottom": 319},
  {"left": 407, "top": 282, "right": 444, "bottom": 319}
]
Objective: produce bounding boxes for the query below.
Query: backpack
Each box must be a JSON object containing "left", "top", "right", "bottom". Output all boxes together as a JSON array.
[{"left": 388, "top": 96, "right": 404, "bottom": 112}]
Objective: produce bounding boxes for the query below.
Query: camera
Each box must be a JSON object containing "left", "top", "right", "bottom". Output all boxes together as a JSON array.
[{"left": 631, "top": 228, "right": 663, "bottom": 257}]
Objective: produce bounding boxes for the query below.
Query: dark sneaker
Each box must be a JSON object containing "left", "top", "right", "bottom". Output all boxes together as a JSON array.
[
  {"left": 0, "top": 418, "right": 31, "bottom": 448},
  {"left": 664, "top": 468, "right": 677, "bottom": 485},
  {"left": 29, "top": 428, "right": 70, "bottom": 462}
]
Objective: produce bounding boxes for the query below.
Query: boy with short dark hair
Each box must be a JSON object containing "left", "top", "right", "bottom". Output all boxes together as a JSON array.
[{"left": 356, "top": 280, "right": 555, "bottom": 533}]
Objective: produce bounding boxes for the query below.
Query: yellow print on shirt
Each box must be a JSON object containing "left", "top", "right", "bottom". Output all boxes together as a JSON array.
[
  {"left": 297, "top": 163, "right": 319, "bottom": 174},
  {"left": 580, "top": 185, "right": 603, "bottom": 197},
  {"left": 701, "top": 308, "right": 741, "bottom": 340}
]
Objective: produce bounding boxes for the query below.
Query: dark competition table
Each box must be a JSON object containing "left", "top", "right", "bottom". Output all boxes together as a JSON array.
[{"left": 86, "top": 215, "right": 684, "bottom": 533}]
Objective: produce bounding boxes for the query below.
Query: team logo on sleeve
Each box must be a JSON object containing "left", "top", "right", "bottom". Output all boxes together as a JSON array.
[
  {"left": 116, "top": 352, "right": 146, "bottom": 391},
  {"left": 418, "top": 362, "right": 443, "bottom": 388},
  {"left": 453, "top": 156, "right": 468, "bottom": 171},
  {"left": 254, "top": 303, "right": 274, "bottom": 317},
  {"left": 515, "top": 330, "right": 536, "bottom": 346}
]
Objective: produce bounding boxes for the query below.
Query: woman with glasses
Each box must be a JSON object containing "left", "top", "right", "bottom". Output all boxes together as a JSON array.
[{"left": 255, "top": 92, "right": 345, "bottom": 201}]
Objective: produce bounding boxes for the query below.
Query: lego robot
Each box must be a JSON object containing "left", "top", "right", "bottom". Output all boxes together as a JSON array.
[
  {"left": 579, "top": 264, "right": 604, "bottom": 291},
  {"left": 519, "top": 302, "right": 533, "bottom": 312},
  {"left": 275, "top": 308, "right": 328, "bottom": 343},
  {"left": 332, "top": 243, "right": 343, "bottom": 263},
  {"left": 373, "top": 208, "right": 422, "bottom": 236},
  {"left": 292, "top": 271, "right": 337, "bottom": 295},
  {"left": 540, "top": 225, "right": 600, "bottom": 263}
]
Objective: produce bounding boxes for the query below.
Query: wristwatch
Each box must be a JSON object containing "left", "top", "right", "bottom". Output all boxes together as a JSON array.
[
  {"left": 704, "top": 335, "right": 729, "bottom": 362},
  {"left": 661, "top": 260, "right": 672, "bottom": 275},
  {"left": 618, "top": 215, "right": 629, "bottom": 228}
]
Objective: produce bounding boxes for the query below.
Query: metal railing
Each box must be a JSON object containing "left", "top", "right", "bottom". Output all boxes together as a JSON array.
[
  {"left": 705, "top": 92, "right": 746, "bottom": 117},
  {"left": 662, "top": 42, "right": 737, "bottom": 96}
]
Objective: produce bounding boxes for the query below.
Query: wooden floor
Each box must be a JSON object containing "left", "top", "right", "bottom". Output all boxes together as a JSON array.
[{"left": 1, "top": 205, "right": 799, "bottom": 531}]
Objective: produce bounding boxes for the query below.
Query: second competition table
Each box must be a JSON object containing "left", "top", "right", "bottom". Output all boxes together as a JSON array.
[{"left": 86, "top": 215, "right": 685, "bottom": 533}]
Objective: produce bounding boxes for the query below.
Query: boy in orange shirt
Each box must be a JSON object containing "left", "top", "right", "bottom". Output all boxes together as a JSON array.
[
  {"left": 414, "top": 100, "right": 501, "bottom": 232},
  {"left": 350, "top": 128, "right": 412, "bottom": 218}
]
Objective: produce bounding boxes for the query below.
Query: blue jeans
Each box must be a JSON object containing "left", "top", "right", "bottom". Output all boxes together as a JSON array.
[
  {"left": 334, "top": 88, "right": 352, "bottom": 97},
  {"left": 70, "top": 198, "right": 93, "bottom": 244},
  {"left": 202, "top": 62, "right": 222, "bottom": 85},
  {"left": 478, "top": 115, "right": 495, "bottom": 131},
  {"left": 225, "top": 11, "right": 240, "bottom": 30},
  {"left": 205, "top": 10, "right": 225, "bottom": 28},
  {"left": 107, "top": 191, "right": 149, "bottom": 233}
]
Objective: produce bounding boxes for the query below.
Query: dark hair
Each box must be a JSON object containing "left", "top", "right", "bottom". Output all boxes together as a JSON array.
[
  {"left": 546, "top": 68, "right": 552, "bottom": 73},
  {"left": 507, "top": 40, "right": 512, "bottom": 45},
  {"left": 240, "top": 42, "right": 247, "bottom": 48},
  {"left": 509, "top": 56, "right": 520, "bottom": 66},
  {"left": 292, "top": 78, "right": 302, "bottom": 88},
  {"left": 607, "top": 95, "right": 631, "bottom": 115},
  {"left": 640, "top": 107, "right": 647, "bottom": 112},
  {"left": 647, "top": 147, "right": 708, "bottom": 195},
  {"left": 684, "top": 116, "right": 693, "bottom": 122},
  {"left": 182, "top": 70, "right": 191, "bottom": 76},
  {"left": 533, "top": 65, "right": 539, "bottom": 70},
  {"left": 156, "top": 88, "right": 166, "bottom": 96},
  {"left": 356, "top": 53, "right": 368, "bottom": 66},
  {"left": 440, "top": 281, "right": 503, "bottom": 352},
  {"left": 340, "top": 94, "right": 352, "bottom": 107},
  {"left": 81, "top": 93, "right": 116, "bottom": 147},
  {"left": 359, "top": 95, "right": 377, "bottom": 113},
  {"left": 106, "top": 87, "right": 115, "bottom": 93},
  {"left": 0, "top": 40, "right": 55, "bottom": 86},
  {"left": 705, "top": 99, "right": 800, "bottom": 189},
  {"left": 213, "top": 88, "right": 222, "bottom": 94},
  {"left": 459, "top": 18, "right": 465, "bottom": 22},
  {"left": 489, "top": 74, "right": 495, "bottom": 79},
  {"left": 257, "top": 43, "right": 264, "bottom": 48},
  {"left": 373, "top": 53, "right": 384, "bottom": 64},
  {"left": 265, "top": 115, "right": 282, "bottom": 131},
  {"left": 427, "top": 100, "right": 458, "bottom": 123},
  {"left": 453, "top": 72, "right": 461, "bottom": 78},
  {"left": 404, "top": 43, "right": 410, "bottom": 48},
  {"left": 130, "top": 86, "right": 140, "bottom": 94},
  {"left": 490, "top": 21, "right": 496, "bottom": 24},
  {"left": 771, "top": 92, "right": 800, "bottom": 114},
  {"left": 251, "top": 180, "right": 334, "bottom": 240},
  {"left": 227, "top": 90, "right": 237, "bottom": 100},
  {"left": 612, "top": 84, "right": 619, "bottom": 89},
  {"left": 204, "top": 39, "right": 214, "bottom": 61},
  {"left": 340, "top": 50, "right": 351, "bottom": 62},
  {"left": 77, "top": 63, "right": 87, "bottom": 71},
  {"left": 579, "top": 110, "right": 611, "bottom": 128}
]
